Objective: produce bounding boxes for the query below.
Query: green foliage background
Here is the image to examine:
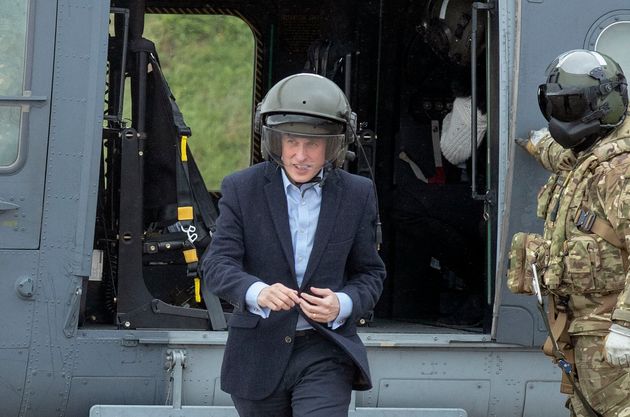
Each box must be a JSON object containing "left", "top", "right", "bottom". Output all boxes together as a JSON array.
[{"left": 143, "top": 14, "right": 254, "bottom": 190}]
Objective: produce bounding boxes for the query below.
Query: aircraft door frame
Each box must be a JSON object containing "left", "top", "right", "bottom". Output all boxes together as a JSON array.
[{"left": 0, "top": 0, "right": 56, "bottom": 249}]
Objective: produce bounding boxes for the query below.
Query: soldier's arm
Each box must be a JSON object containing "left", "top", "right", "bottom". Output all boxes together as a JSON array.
[{"left": 517, "top": 129, "right": 576, "bottom": 174}]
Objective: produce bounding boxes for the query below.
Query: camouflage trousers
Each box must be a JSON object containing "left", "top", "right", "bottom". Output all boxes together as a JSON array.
[{"left": 568, "top": 335, "right": 630, "bottom": 417}]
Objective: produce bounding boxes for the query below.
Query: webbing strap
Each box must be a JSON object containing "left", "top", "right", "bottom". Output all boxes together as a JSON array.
[
  {"left": 574, "top": 207, "right": 624, "bottom": 248},
  {"left": 591, "top": 216, "right": 624, "bottom": 248},
  {"left": 175, "top": 136, "right": 194, "bottom": 224},
  {"left": 148, "top": 53, "right": 201, "bottom": 296},
  {"left": 539, "top": 297, "right": 602, "bottom": 416},
  {"left": 543, "top": 307, "right": 568, "bottom": 357},
  {"left": 591, "top": 218, "right": 629, "bottom": 271},
  {"left": 542, "top": 298, "right": 574, "bottom": 394},
  {"left": 187, "top": 152, "right": 218, "bottom": 233},
  {"left": 194, "top": 277, "right": 202, "bottom": 303},
  {"left": 181, "top": 135, "right": 188, "bottom": 162},
  {"left": 178, "top": 206, "right": 194, "bottom": 222},
  {"left": 183, "top": 248, "right": 198, "bottom": 264},
  {"left": 574, "top": 207, "right": 628, "bottom": 270}
]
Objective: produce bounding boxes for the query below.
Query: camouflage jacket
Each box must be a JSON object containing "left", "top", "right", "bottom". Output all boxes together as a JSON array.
[{"left": 530, "top": 115, "right": 630, "bottom": 335}]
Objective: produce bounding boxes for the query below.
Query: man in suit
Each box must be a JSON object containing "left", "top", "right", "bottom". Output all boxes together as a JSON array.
[{"left": 201, "top": 73, "right": 386, "bottom": 417}]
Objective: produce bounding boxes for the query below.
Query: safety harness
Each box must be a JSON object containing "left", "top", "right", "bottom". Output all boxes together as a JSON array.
[{"left": 143, "top": 52, "right": 217, "bottom": 306}]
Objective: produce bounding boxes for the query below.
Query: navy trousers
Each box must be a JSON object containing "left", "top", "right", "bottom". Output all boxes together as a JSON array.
[{"left": 231, "top": 330, "right": 355, "bottom": 417}]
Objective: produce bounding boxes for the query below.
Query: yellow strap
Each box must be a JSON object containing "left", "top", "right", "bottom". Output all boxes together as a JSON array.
[
  {"left": 194, "top": 277, "right": 202, "bottom": 303},
  {"left": 183, "top": 248, "right": 198, "bottom": 263},
  {"left": 181, "top": 135, "right": 188, "bottom": 162},
  {"left": 178, "top": 206, "right": 194, "bottom": 221}
]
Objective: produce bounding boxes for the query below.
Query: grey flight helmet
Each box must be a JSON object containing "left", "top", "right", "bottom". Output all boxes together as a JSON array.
[
  {"left": 537, "top": 49, "right": 628, "bottom": 149},
  {"left": 258, "top": 73, "right": 355, "bottom": 168}
]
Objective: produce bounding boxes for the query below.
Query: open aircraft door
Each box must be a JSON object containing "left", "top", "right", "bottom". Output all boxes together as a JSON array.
[{"left": 494, "top": 0, "right": 630, "bottom": 346}]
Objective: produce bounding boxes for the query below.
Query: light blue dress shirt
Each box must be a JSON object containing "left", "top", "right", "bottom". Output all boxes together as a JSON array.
[{"left": 245, "top": 169, "right": 352, "bottom": 330}]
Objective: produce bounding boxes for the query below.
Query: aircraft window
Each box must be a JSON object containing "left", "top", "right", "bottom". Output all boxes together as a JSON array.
[
  {"left": 595, "top": 22, "right": 630, "bottom": 76},
  {"left": 0, "top": 108, "right": 21, "bottom": 166},
  {"left": 0, "top": 0, "right": 28, "bottom": 167},
  {"left": 143, "top": 14, "right": 255, "bottom": 190}
]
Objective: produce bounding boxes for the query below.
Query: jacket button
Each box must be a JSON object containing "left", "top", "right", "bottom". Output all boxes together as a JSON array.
[{"left": 285, "top": 336, "right": 292, "bottom": 344}]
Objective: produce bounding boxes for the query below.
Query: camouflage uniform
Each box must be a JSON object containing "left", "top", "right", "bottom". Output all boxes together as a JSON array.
[{"left": 528, "top": 115, "right": 630, "bottom": 416}]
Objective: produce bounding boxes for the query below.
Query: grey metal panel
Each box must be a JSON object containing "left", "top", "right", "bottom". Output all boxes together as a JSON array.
[
  {"left": 63, "top": 337, "right": 167, "bottom": 416},
  {"left": 495, "top": 304, "right": 537, "bottom": 346},
  {"left": 67, "top": 377, "right": 157, "bottom": 417},
  {"left": 0, "top": 0, "right": 56, "bottom": 248},
  {"left": 495, "top": 0, "right": 630, "bottom": 346},
  {"left": 362, "top": 345, "right": 568, "bottom": 417},
  {"left": 16, "top": 1, "right": 112, "bottom": 416},
  {"left": 85, "top": 342, "right": 566, "bottom": 416},
  {"left": 377, "top": 379, "right": 489, "bottom": 416},
  {"left": 90, "top": 406, "right": 238, "bottom": 417},
  {"left": 0, "top": 251, "right": 37, "bottom": 348},
  {"left": 43, "top": 0, "right": 109, "bottom": 277},
  {"left": 71, "top": 337, "right": 165, "bottom": 377},
  {"left": 0, "top": 348, "right": 29, "bottom": 417},
  {"left": 173, "top": 345, "right": 231, "bottom": 406},
  {"left": 90, "top": 405, "right": 467, "bottom": 417},
  {"left": 523, "top": 381, "right": 567, "bottom": 417},
  {"left": 496, "top": 0, "right": 518, "bottom": 251},
  {"left": 56, "top": 327, "right": 572, "bottom": 416}
]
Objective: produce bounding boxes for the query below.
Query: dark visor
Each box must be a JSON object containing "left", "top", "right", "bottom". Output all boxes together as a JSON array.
[{"left": 537, "top": 83, "right": 591, "bottom": 122}]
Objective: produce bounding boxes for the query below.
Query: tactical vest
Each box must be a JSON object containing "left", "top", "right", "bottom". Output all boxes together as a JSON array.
[{"left": 536, "top": 135, "right": 630, "bottom": 295}]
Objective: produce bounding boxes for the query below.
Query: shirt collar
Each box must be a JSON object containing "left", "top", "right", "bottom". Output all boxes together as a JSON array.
[{"left": 281, "top": 168, "right": 324, "bottom": 196}]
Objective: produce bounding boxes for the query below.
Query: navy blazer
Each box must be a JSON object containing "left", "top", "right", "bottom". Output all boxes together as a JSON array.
[{"left": 201, "top": 161, "right": 386, "bottom": 400}]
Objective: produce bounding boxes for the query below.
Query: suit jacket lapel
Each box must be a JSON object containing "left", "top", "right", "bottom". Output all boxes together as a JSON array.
[
  {"left": 264, "top": 165, "right": 296, "bottom": 278},
  {"left": 301, "top": 172, "right": 342, "bottom": 290}
]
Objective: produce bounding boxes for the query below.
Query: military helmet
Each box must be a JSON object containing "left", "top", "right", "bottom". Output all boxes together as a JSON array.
[
  {"left": 256, "top": 73, "right": 355, "bottom": 168},
  {"left": 418, "top": 0, "right": 485, "bottom": 67},
  {"left": 537, "top": 49, "right": 628, "bottom": 149}
]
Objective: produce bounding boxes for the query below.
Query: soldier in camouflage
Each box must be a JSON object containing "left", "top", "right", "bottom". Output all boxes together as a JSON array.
[{"left": 516, "top": 50, "right": 630, "bottom": 416}]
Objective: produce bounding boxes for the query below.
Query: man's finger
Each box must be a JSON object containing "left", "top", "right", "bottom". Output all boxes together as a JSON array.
[
  {"left": 259, "top": 287, "right": 292, "bottom": 310},
  {"left": 310, "top": 286, "right": 333, "bottom": 296},
  {"left": 278, "top": 288, "right": 301, "bottom": 307},
  {"left": 272, "top": 284, "right": 301, "bottom": 304},
  {"left": 300, "top": 292, "right": 324, "bottom": 305},
  {"left": 269, "top": 293, "right": 295, "bottom": 310}
]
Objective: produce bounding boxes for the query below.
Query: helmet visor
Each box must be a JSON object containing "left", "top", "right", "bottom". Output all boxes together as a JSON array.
[
  {"left": 537, "top": 83, "right": 590, "bottom": 122},
  {"left": 261, "top": 125, "right": 346, "bottom": 164},
  {"left": 265, "top": 114, "right": 345, "bottom": 135}
]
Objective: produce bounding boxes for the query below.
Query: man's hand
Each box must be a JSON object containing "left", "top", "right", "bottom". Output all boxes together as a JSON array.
[
  {"left": 604, "top": 323, "right": 630, "bottom": 367},
  {"left": 300, "top": 287, "right": 340, "bottom": 323},
  {"left": 257, "top": 283, "right": 300, "bottom": 312}
]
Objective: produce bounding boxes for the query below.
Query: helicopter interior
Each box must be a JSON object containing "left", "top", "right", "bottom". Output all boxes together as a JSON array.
[{"left": 83, "top": 0, "right": 497, "bottom": 334}]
